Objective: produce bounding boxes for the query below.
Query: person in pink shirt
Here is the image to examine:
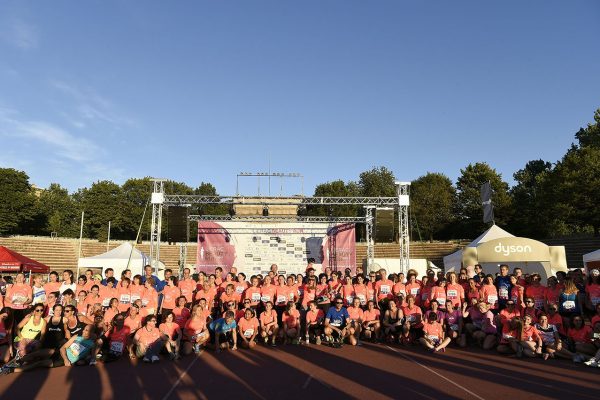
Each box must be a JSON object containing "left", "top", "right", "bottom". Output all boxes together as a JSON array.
[
  {"left": 173, "top": 296, "right": 191, "bottom": 330},
  {"left": 519, "top": 314, "right": 542, "bottom": 358},
  {"left": 237, "top": 308, "right": 259, "bottom": 349},
  {"left": 445, "top": 300, "right": 466, "bottom": 347},
  {"left": 281, "top": 302, "right": 301, "bottom": 344},
  {"left": 346, "top": 297, "right": 364, "bottom": 346},
  {"left": 178, "top": 268, "right": 196, "bottom": 307},
  {"left": 362, "top": 300, "right": 381, "bottom": 342},
  {"left": 305, "top": 301, "right": 324, "bottom": 345},
  {"left": 341, "top": 276, "right": 355, "bottom": 307},
  {"left": 159, "top": 311, "right": 182, "bottom": 360},
  {"left": 430, "top": 279, "right": 448, "bottom": 311},
  {"left": 402, "top": 295, "right": 423, "bottom": 342},
  {"left": 160, "top": 276, "right": 181, "bottom": 318},
  {"left": 446, "top": 272, "right": 465, "bottom": 310},
  {"left": 525, "top": 274, "right": 547, "bottom": 311},
  {"left": 479, "top": 275, "right": 499, "bottom": 311},
  {"left": 420, "top": 312, "right": 451, "bottom": 352}
]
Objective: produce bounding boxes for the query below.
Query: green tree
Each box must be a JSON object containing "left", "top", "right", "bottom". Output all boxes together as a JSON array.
[
  {"left": 509, "top": 160, "right": 553, "bottom": 238},
  {"left": 35, "top": 183, "right": 80, "bottom": 237},
  {"left": 455, "top": 162, "right": 512, "bottom": 238},
  {"left": 575, "top": 109, "right": 600, "bottom": 148},
  {"left": 75, "top": 180, "right": 126, "bottom": 240},
  {"left": 194, "top": 182, "right": 228, "bottom": 216},
  {"left": 0, "top": 168, "right": 37, "bottom": 235},
  {"left": 358, "top": 166, "right": 397, "bottom": 197},
  {"left": 307, "top": 180, "right": 360, "bottom": 217},
  {"left": 121, "top": 177, "right": 153, "bottom": 240},
  {"left": 410, "top": 172, "right": 456, "bottom": 241}
]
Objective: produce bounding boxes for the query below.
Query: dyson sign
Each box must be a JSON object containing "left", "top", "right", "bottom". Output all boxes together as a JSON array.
[{"left": 494, "top": 243, "right": 532, "bottom": 257}]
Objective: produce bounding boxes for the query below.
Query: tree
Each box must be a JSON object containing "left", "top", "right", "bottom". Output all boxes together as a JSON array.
[
  {"left": 358, "top": 166, "right": 397, "bottom": 197},
  {"left": 35, "top": 183, "right": 80, "bottom": 237},
  {"left": 0, "top": 168, "right": 37, "bottom": 235},
  {"left": 509, "top": 160, "right": 553, "bottom": 238},
  {"left": 410, "top": 173, "right": 456, "bottom": 241},
  {"left": 121, "top": 178, "right": 153, "bottom": 240},
  {"left": 575, "top": 108, "right": 600, "bottom": 148},
  {"left": 75, "top": 181, "right": 126, "bottom": 240},
  {"left": 194, "top": 182, "right": 228, "bottom": 216},
  {"left": 307, "top": 180, "right": 360, "bottom": 217},
  {"left": 455, "top": 162, "right": 512, "bottom": 238}
]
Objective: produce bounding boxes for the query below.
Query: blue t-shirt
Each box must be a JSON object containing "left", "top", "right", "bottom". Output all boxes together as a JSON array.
[
  {"left": 495, "top": 275, "right": 512, "bottom": 303},
  {"left": 66, "top": 336, "right": 95, "bottom": 363},
  {"left": 140, "top": 275, "right": 162, "bottom": 291},
  {"left": 326, "top": 307, "right": 350, "bottom": 328},
  {"left": 209, "top": 318, "right": 237, "bottom": 334}
]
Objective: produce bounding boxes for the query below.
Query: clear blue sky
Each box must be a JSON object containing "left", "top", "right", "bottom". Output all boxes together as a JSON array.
[{"left": 1, "top": 1, "right": 599, "bottom": 195}]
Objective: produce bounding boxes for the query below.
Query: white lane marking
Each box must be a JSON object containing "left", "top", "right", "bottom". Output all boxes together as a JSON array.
[
  {"left": 161, "top": 356, "right": 201, "bottom": 400},
  {"left": 385, "top": 345, "right": 486, "bottom": 400}
]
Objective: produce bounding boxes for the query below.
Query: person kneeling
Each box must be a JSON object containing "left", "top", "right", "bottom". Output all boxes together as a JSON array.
[
  {"left": 133, "top": 315, "right": 166, "bottom": 363},
  {"left": 324, "top": 298, "right": 350, "bottom": 347},
  {"left": 238, "top": 309, "right": 259, "bottom": 349},
  {"left": 419, "top": 313, "right": 451, "bottom": 353},
  {"left": 209, "top": 311, "right": 237, "bottom": 353}
]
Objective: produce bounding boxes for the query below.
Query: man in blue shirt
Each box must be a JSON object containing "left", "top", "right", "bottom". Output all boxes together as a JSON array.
[
  {"left": 324, "top": 297, "right": 350, "bottom": 346},
  {"left": 209, "top": 311, "right": 238, "bottom": 352},
  {"left": 141, "top": 265, "right": 162, "bottom": 290},
  {"left": 101, "top": 268, "right": 119, "bottom": 287},
  {"left": 494, "top": 264, "right": 512, "bottom": 310}
]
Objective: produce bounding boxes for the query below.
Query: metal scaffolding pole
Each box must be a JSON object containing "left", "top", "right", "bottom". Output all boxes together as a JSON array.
[
  {"left": 364, "top": 206, "right": 375, "bottom": 271},
  {"left": 396, "top": 181, "right": 411, "bottom": 274},
  {"left": 179, "top": 242, "right": 187, "bottom": 279},
  {"left": 150, "top": 179, "right": 165, "bottom": 273}
]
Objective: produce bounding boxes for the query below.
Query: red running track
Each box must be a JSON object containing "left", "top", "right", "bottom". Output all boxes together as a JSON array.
[{"left": 0, "top": 343, "right": 598, "bottom": 400}]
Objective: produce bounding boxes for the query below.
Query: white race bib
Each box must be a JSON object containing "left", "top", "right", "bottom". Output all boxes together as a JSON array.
[
  {"left": 436, "top": 297, "right": 446, "bottom": 305},
  {"left": 499, "top": 288, "right": 509, "bottom": 299},
  {"left": 487, "top": 295, "right": 498, "bottom": 304},
  {"left": 563, "top": 300, "right": 575, "bottom": 310},
  {"left": 346, "top": 295, "right": 354, "bottom": 304},
  {"left": 357, "top": 294, "right": 366, "bottom": 305},
  {"left": 534, "top": 299, "right": 544, "bottom": 309},
  {"left": 110, "top": 341, "right": 124, "bottom": 354},
  {"left": 243, "top": 328, "right": 254, "bottom": 338},
  {"left": 70, "top": 342, "right": 83, "bottom": 357},
  {"left": 380, "top": 285, "right": 390, "bottom": 295},
  {"left": 427, "top": 335, "right": 439, "bottom": 342},
  {"left": 131, "top": 294, "right": 141, "bottom": 302},
  {"left": 447, "top": 290, "right": 458, "bottom": 298},
  {"left": 591, "top": 297, "right": 600, "bottom": 306},
  {"left": 235, "top": 286, "right": 244, "bottom": 294},
  {"left": 410, "top": 288, "right": 420, "bottom": 296},
  {"left": 251, "top": 292, "right": 261, "bottom": 301},
  {"left": 261, "top": 295, "right": 271, "bottom": 303},
  {"left": 450, "top": 324, "right": 459, "bottom": 331},
  {"left": 102, "top": 299, "right": 111, "bottom": 307},
  {"left": 276, "top": 295, "right": 287, "bottom": 304},
  {"left": 120, "top": 294, "right": 130, "bottom": 304}
]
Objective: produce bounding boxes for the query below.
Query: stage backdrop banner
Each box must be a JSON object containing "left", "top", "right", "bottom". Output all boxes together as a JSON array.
[{"left": 196, "top": 221, "right": 356, "bottom": 277}]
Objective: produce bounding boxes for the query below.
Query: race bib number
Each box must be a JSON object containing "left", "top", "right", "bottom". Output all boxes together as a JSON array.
[
  {"left": 131, "top": 294, "right": 141, "bottom": 302},
  {"left": 502, "top": 333, "right": 513, "bottom": 339},
  {"left": 357, "top": 294, "right": 366, "bottom": 305},
  {"left": 534, "top": 299, "right": 544, "bottom": 309},
  {"left": 288, "top": 292, "right": 295, "bottom": 301},
  {"left": 276, "top": 295, "right": 287, "bottom": 305},
  {"left": 427, "top": 335, "right": 439, "bottom": 342},
  {"left": 450, "top": 324, "right": 459, "bottom": 331},
  {"left": 251, "top": 292, "right": 261, "bottom": 301},
  {"left": 235, "top": 286, "right": 244, "bottom": 294},
  {"left": 141, "top": 299, "right": 149, "bottom": 306},
  {"left": 331, "top": 319, "right": 342, "bottom": 327},
  {"left": 12, "top": 294, "right": 26, "bottom": 304},
  {"left": 499, "top": 288, "right": 509, "bottom": 299},
  {"left": 380, "top": 285, "right": 390, "bottom": 295},
  {"left": 487, "top": 295, "right": 498, "bottom": 304},
  {"left": 562, "top": 300, "right": 576, "bottom": 310},
  {"left": 243, "top": 329, "right": 254, "bottom": 338},
  {"left": 346, "top": 295, "right": 354, "bottom": 304},
  {"left": 146, "top": 308, "right": 155, "bottom": 315},
  {"left": 110, "top": 341, "right": 124, "bottom": 354},
  {"left": 447, "top": 290, "right": 457, "bottom": 298},
  {"left": 102, "top": 299, "right": 111, "bottom": 307},
  {"left": 436, "top": 298, "right": 446, "bottom": 305},
  {"left": 120, "top": 295, "right": 130, "bottom": 304},
  {"left": 410, "top": 288, "right": 420, "bottom": 296},
  {"left": 70, "top": 342, "right": 83, "bottom": 357},
  {"left": 261, "top": 295, "right": 271, "bottom": 303}
]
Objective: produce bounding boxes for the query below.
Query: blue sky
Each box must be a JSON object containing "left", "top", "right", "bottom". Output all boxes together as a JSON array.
[{"left": 1, "top": 1, "right": 599, "bottom": 196}]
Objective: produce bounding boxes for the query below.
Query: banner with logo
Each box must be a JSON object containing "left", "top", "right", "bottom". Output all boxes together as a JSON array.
[{"left": 196, "top": 221, "right": 356, "bottom": 277}]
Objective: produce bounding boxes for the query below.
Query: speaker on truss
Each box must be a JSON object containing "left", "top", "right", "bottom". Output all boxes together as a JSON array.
[
  {"left": 375, "top": 208, "right": 395, "bottom": 243},
  {"left": 167, "top": 206, "right": 189, "bottom": 243}
]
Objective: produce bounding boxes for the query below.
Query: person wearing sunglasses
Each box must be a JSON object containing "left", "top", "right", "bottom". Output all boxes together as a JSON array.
[
  {"left": 323, "top": 297, "right": 350, "bottom": 347},
  {"left": 133, "top": 315, "right": 165, "bottom": 363},
  {"left": 14, "top": 305, "right": 46, "bottom": 357},
  {"left": 521, "top": 297, "right": 541, "bottom": 324}
]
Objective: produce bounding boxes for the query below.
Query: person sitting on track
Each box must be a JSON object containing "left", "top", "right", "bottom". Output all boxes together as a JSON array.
[
  {"left": 159, "top": 311, "right": 182, "bottom": 360},
  {"left": 361, "top": 300, "right": 381, "bottom": 342},
  {"left": 14, "top": 304, "right": 47, "bottom": 357},
  {"left": 382, "top": 299, "right": 404, "bottom": 344},
  {"left": 94, "top": 313, "right": 131, "bottom": 363},
  {"left": 445, "top": 300, "right": 466, "bottom": 347},
  {"left": 209, "top": 310, "right": 237, "bottom": 353},
  {"left": 259, "top": 301, "right": 279, "bottom": 347},
  {"left": 0, "top": 308, "right": 14, "bottom": 364},
  {"left": 237, "top": 308, "right": 259, "bottom": 349},
  {"left": 419, "top": 312, "right": 451, "bottom": 353},
  {"left": 60, "top": 324, "right": 96, "bottom": 367},
  {"left": 323, "top": 297, "right": 350, "bottom": 347},
  {"left": 497, "top": 317, "right": 522, "bottom": 356},
  {"left": 465, "top": 301, "right": 497, "bottom": 350},
  {"left": 518, "top": 313, "right": 543, "bottom": 358},
  {"left": 133, "top": 315, "right": 165, "bottom": 363},
  {"left": 183, "top": 304, "right": 210, "bottom": 355},
  {"left": 281, "top": 301, "right": 301, "bottom": 345},
  {"left": 305, "top": 300, "right": 324, "bottom": 345},
  {"left": 402, "top": 295, "right": 423, "bottom": 342},
  {"left": 346, "top": 297, "right": 363, "bottom": 346},
  {"left": 535, "top": 313, "right": 568, "bottom": 360}
]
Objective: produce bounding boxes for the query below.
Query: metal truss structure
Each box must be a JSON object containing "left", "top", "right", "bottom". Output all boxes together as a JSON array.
[{"left": 149, "top": 188, "right": 411, "bottom": 274}]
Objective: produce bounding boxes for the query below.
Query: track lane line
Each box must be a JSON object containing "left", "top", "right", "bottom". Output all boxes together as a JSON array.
[{"left": 385, "top": 345, "right": 486, "bottom": 400}]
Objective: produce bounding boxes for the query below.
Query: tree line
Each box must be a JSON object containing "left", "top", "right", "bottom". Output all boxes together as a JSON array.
[{"left": 1, "top": 109, "right": 599, "bottom": 242}]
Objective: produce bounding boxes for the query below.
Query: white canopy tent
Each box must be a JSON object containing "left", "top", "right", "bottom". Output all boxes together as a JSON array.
[
  {"left": 77, "top": 242, "right": 166, "bottom": 280},
  {"left": 583, "top": 249, "right": 600, "bottom": 270},
  {"left": 443, "top": 225, "right": 567, "bottom": 282},
  {"left": 443, "top": 225, "right": 514, "bottom": 272}
]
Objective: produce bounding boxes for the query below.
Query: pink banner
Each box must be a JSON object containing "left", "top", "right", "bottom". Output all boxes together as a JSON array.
[
  {"left": 196, "top": 221, "right": 236, "bottom": 277},
  {"left": 321, "top": 224, "right": 357, "bottom": 274}
]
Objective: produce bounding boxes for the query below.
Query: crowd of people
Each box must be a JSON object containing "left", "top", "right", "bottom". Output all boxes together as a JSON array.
[{"left": 0, "top": 260, "right": 599, "bottom": 375}]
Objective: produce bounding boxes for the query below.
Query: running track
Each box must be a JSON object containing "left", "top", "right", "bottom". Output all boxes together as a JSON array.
[{"left": 0, "top": 343, "right": 598, "bottom": 399}]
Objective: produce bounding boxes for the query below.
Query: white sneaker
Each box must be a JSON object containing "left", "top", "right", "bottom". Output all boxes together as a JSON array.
[
  {"left": 151, "top": 355, "right": 160, "bottom": 363},
  {"left": 89, "top": 359, "right": 97, "bottom": 366},
  {"left": 143, "top": 357, "right": 151, "bottom": 363},
  {"left": 584, "top": 358, "right": 598, "bottom": 367}
]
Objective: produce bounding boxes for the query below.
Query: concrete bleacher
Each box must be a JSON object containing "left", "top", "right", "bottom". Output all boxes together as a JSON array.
[{"left": 355, "top": 242, "right": 462, "bottom": 269}]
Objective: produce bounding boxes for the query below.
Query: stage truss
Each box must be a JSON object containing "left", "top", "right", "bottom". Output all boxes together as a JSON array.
[{"left": 149, "top": 182, "right": 411, "bottom": 274}]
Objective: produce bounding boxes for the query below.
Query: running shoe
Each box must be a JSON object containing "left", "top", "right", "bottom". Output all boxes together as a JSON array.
[
  {"left": 143, "top": 357, "right": 151, "bottom": 363},
  {"left": 89, "top": 359, "right": 97, "bottom": 366},
  {"left": 584, "top": 358, "right": 598, "bottom": 367},
  {"left": 151, "top": 355, "right": 160, "bottom": 363},
  {"left": 315, "top": 336, "right": 321, "bottom": 345}
]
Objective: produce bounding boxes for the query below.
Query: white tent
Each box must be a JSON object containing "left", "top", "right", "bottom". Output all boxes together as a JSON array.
[
  {"left": 77, "top": 242, "right": 166, "bottom": 279},
  {"left": 583, "top": 249, "right": 600, "bottom": 270},
  {"left": 443, "top": 225, "right": 514, "bottom": 272}
]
